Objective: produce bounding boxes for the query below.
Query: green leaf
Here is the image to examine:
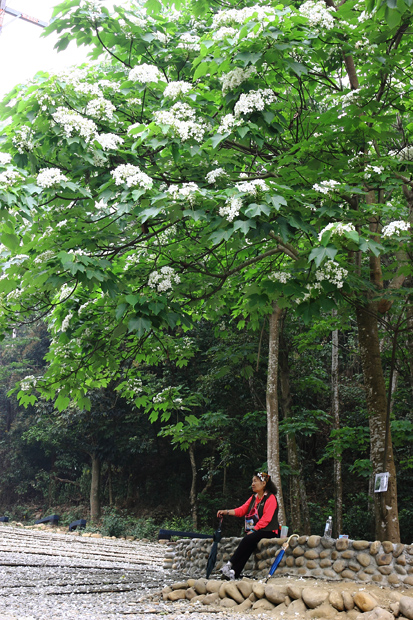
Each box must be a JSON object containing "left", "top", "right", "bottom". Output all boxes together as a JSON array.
[
  {"left": 286, "top": 61, "right": 308, "bottom": 76},
  {"left": 209, "top": 229, "right": 233, "bottom": 245},
  {"left": 128, "top": 316, "right": 151, "bottom": 336},
  {"left": 233, "top": 219, "right": 255, "bottom": 235},
  {"left": 244, "top": 203, "right": 271, "bottom": 217},
  {"left": 115, "top": 303, "right": 128, "bottom": 320},
  {"left": 211, "top": 133, "right": 228, "bottom": 149},
  {"left": 308, "top": 246, "right": 338, "bottom": 267},
  {"left": 234, "top": 52, "right": 262, "bottom": 66},
  {"left": 1, "top": 233, "right": 19, "bottom": 251}
]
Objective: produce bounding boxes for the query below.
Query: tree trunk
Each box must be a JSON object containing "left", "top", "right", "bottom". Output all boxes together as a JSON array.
[
  {"left": 189, "top": 443, "right": 198, "bottom": 529},
  {"left": 407, "top": 304, "right": 413, "bottom": 394},
  {"left": 279, "top": 321, "right": 302, "bottom": 533},
  {"left": 266, "top": 302, "right": 286, "bottom": 525},
  {"left": 355, "top": 302, "right": 400, "bottom": 542},
  {"left": 90, "top": 453, "right": 101, "bottom": 522},
  {"left": 331, "top": 311, "right": 343, "bottom": 538},
  {"left": 108, "top": 463, "right": 113, "bottom": 506},
  {"left": 299, "top": 476, "right": 311, "bottom": 535}
]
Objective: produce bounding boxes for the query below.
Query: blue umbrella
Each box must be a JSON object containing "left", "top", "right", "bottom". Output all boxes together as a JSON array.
[{"left": 266, "top": 534, "right": 299, "bottom": 581}]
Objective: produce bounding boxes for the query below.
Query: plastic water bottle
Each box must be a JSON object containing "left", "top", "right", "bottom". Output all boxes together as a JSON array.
[{"left": 324, "top": 516, "right": 333, "bottom": 538}]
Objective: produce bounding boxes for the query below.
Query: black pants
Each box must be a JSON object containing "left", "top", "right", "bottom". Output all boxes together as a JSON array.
[{"left": 230, "top": 530, "right": 278, "bottom": 578}]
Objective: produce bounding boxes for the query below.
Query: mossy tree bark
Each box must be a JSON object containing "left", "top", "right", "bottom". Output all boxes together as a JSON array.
[
  {"left": 266, "top": 302, "right": 286, "bottom": 526},
  {"left": 355, "top": 302, "right": 400, "bottom": 542},
  {"left": 331, "top": 311, "right": 343, "bottom": 538},
  {"left": 90, "top": 453, "right": 101, "bottom": 522}
]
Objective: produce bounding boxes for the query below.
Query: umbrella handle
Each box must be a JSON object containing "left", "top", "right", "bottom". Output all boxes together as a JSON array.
[
  {"left": 281, "top": 533, "right": 299, "bottom": 551},
  {"left": 287, "top": 533, "right": 299, "bottom": 544}
]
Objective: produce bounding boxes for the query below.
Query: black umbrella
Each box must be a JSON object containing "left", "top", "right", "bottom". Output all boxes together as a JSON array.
[{"left": 206, "top": 517, "right": 223, "bottom": 578}]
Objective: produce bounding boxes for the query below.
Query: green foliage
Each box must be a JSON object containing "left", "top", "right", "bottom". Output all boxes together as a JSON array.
[
  {"left": 0, "top": 0, "right": 412, "bottom": 542},
  {"left": 100, "top": 507, "right": 128, "bottom": 538}
]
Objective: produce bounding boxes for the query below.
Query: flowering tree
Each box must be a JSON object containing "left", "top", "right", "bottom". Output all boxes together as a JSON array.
[{"left": 0, "top": 0, "right": 412, "bottom": 539}]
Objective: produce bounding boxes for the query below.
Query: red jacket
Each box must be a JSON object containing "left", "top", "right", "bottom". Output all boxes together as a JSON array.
[{"left": 234, "top": 493, "right": 278, "bottom": 532}]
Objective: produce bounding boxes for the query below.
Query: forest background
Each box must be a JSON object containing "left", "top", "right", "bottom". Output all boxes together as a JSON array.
[{"left": 0, "top": 0, "right": 412, "bottom": 543}]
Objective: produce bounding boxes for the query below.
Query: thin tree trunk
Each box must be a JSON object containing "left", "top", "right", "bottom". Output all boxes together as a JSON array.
[
  {"left": 266, "top": 302, "right": 286, "bottom": 525},
  {"left": 355, "top": 303, "right": 400, "bottom": 542},
  {"left": 189, "top": 443, "right": 198, "bottom": 530},
  {"left": 90, "top": 453, "right": 101, "bottom": 521},
  {"left": 279, "top": 322, "right": 301, "bottom": 533},
  {"left": 299, "top": 476, "right": 311, "bottom": 535},
  {"left": 407, "top": 304, "right": 413, "bottom": 394},
  {"left": 223, "top": 465, "right": 227, "bottom": 496},
  {"left": 331, "top": 310, "right": 343, "bottom": 538},
  {"left": 108, "top": 463, "right": 113, "bottom": 506}
]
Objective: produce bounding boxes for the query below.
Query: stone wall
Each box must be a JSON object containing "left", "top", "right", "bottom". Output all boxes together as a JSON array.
[{"left": 164, "top": 534, "right": 413, "bottom": 588}]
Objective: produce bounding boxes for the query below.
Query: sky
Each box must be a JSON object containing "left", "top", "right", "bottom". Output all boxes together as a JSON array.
[{"left": 0, "top": 1, "right": 113, "bottom": 98}]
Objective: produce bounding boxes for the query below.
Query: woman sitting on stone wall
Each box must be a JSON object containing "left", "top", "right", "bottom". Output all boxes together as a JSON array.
[{"left": 217, "top": 472, "right": 279, "bottom": 580}]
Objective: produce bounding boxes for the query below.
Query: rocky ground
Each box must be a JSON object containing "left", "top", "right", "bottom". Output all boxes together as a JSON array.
[{"left": 0, "top": 524, "right": 412, "bottom": 620}]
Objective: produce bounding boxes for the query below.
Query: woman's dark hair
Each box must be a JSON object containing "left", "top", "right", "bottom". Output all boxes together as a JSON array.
[{"left": 254, "top": 472, "right": 277, "bottom": 496}]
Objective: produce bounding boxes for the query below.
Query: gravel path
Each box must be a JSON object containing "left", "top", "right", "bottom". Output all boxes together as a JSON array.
[{"left": 0, "top": 526, "right": 254, "bottom": 620}]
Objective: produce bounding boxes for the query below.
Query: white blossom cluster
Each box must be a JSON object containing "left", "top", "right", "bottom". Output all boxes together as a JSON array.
[
  {"left": 85, "top": 97, "right": 116, "bottom": 120},
  {"left": 398, "top": 146, "right": 413, "bottom": 161},
  {"left": 153, "top": 393, "right": 165, "bottom": 404},
  {"left": 0, "top": 153, "right": 12, "bottom": 166},
  {"left": 148, "top": 266, "right": 181, "bottom": 292},
  {"left": 74, "top": 82, "right": 102, "bottom": 97},
  {"left": 154, "top": 102, "right": 206, "bottom": 142},
  {"left": 313, "top": 180, "right": 340, "bottom": 195},
  {"left": 220, "top": 66, "right": 257, "bottom": 94},
  {"left": 318, "top": 222, "right": 356, "bottom": 241},
  {"left": 54, "top": 67, "right": 89, "bottom": 86},
  {"left": 212, "top": 5, "right": 277, "bottom": 28},
  {"left": 20, "top": 375, "right": 38, "bottom": 391},
  {"left": 269, "top": 271, "right": 291, "bottom": 284},
  {"left": 12, "top": 125, "right": 34, "bottom": 153},
  {"left": 99, "top": 79, "right": 121, "bottom": 92},
  {"left": 381, "top": 220, "right": 411, "bottom": 238},
  {"left": 176, "top": 33, "right": 201, "bottom": 51},
  {"left": 118, "top": 17, "right": 146, "bottom": 37},
  {"left": 235, "top": 179, "right": 268, "bottom": 195},
  {"left": 300, "top": 0, "right": 335, "bottom": 30},
  {"left": 164, "top": 81, "right": 193, "bottom": 99},
  {"left": 167, "top": 182, "right": 199, "bottom": 205},
  {"left": 153, "top": 225, "right": 177, "bottom": 245},
  {"left": 111, "top": 164, "right": 153, "bottom": 190},
  {"left": 34, "top": 250, "right": 54, "bottom": 264},
  {"left": 0, "top": 169, "right": 22, "bottom": 187},
  {"left": 53, "top": 107, "right": 98, "bottom": 143},
  {"left": 95, "top": 133, "right": 124, "bottom": 151},
  {"left": 78, "top": 300, "right": 92, "bottom": 315},
  {"left": 153, "top": 30, "right": 169, "bottom": 43},
  {"left": 93, "top": 152, "right": 107, "bottom": 166},
  {"left": 129, "top": 63, "right": 163, "bottom": 83},
  {"left": 340, "top": 89, "right": 360, "bottom": 107},
  {"left": 36, "top": 168, "right": 68, "bottom": 188},
  {"left": 60, "top": 312, "right": 73, "bottom": 332},
  {"left": 213, "top": 27, "right": 238, "bottom": 40},
  {"left": 364, "top": 164, "right": 384, "bottom": 179},
  {"left": 234, "top": 89, "right": 276, "bottom": 117},
  {"left": 219, "top": 196, "right": 242, "bottom": 222},
  {"left": 206, "top": 168, "right": 228, "bottom": 184},
  {"left": 217, "top": 113, "right": 243, "bottom": 134},
  {"left": 315, "top": 260, "right": 348, "bottom": 288},
  {"left": 37, "top": 93, "right": 56, "bottom": 111},
  {"left": 126, "top": 377, "right": 143, "bottom": 395}
]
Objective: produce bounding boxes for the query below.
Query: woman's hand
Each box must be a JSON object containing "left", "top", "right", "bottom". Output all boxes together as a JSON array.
[{"left": 217, "top": 509, "right": 230, "bottom": 518}]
